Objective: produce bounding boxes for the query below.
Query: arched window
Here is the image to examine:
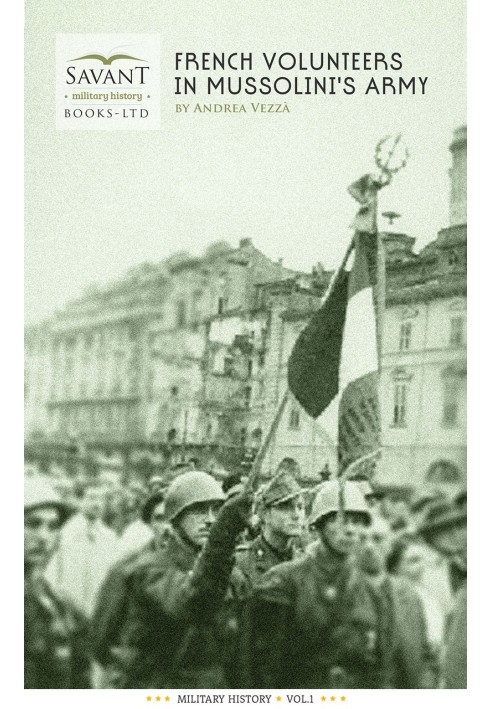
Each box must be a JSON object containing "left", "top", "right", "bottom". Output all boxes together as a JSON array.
[
  {"left": 289, "top": 404, "right": 301, "bottom": 430},
  {"left": 399, "top": 321, "right": 412, "bottom": 351},
  {"left": 426, "top": 460, "right": 461, "bottom": 484}
]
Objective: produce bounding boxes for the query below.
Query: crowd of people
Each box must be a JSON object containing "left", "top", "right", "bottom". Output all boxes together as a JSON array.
[{"left": 24, "top": 458, "right": 466, "bottom": 690}]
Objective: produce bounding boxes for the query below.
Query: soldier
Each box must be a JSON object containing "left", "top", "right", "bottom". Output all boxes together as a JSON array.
[
  {"left": 235, "top": 472, "right": 305, "bottom": 590},
  {"left": 118, "top": 470, "right": 228, "bottom": 688},
  {"left": 248, "top": 479, "right": 389, "bottom": 689},
  {"left": 24, "top": 476, "right": 90, "bottom": 688}
]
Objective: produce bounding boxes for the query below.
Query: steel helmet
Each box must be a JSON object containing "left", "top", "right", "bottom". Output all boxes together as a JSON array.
[
  {"left": 309, "top": 479, "right": 371, "bottom": 526},
  {"left": 164, "top": 471, "right": 225, "bottom": 522},
  {"left": 24, "top": 476, "right": 75, "bottom": 524}
]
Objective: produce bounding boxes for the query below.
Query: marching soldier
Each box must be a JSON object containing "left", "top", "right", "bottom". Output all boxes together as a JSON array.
[
  {"left": 235, "top": 472, "right": 305, "bottom": 590},
  {"left": 247, "top": 479, "right": 383, "bottom": 689},
  {"left": 118, "top": 470, "right": 228, "bottom": 688},
  {"left": 24, "top": 476, "right": 90, "bottom": 688},
  {"left": 90, "top": 490, "right": 168, "bottom": 688}
]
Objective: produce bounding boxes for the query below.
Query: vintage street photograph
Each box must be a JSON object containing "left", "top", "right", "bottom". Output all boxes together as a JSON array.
[{"left": 23, "top": 0, "right": 467, "bottom": 695}]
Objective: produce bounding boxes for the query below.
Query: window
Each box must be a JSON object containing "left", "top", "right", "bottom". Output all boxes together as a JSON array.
[
  {"left": 442, "top": 378, "right": 459, "bottom": 427},
  {"left": 244, "top": 386, "right": 252, "bottom": 408},
  {"left": 392, "top": 382, "right": 408, "bottom": 427},
  {"left": 426, "top": 460, "right": 461, "bottom": 484},
  {"left": 247, "top": 359, "right": 254, "bottom": 377},
  {"left": 217, "top": 297, "right": 227, "bottom": 315},
  {"left": 224, "top": 357, "right": 234, "bottom": 377},
  {"left": 450, "top": 316, "right": 465, "bottom": 347},
  {"left": 217, "top": 274, "right": 228, "bottom": 315},
  {"left": 176, "top": 300, "right": 187, "bottom": 328},
  {"left": 289, "top": 405, "right": 301, "bottom": 430},
  {"left": 399, "top": 322, "right": 412, "bottom": 351},
  {"left": 191, "top": 289, "right": 202, "bottom": 328}
]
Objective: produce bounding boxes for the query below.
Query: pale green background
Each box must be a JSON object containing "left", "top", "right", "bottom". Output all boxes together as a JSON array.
[{"left": 25, "top": 0, "right": 465, "bottom": 324}]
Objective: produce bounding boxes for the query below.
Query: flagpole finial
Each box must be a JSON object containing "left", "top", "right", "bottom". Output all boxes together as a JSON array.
[{"left": 375, "top": 134, "right": 409, "bottom": 187}]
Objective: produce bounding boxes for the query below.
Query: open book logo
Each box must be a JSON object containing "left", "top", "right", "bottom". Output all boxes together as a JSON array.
[{"left": 70, "top": 54, "right": 148, "bottom": 65}]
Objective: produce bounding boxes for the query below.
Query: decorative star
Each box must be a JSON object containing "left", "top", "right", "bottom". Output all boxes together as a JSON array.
[
  {"left": 165, "top": 698, "right": 170, "bottom": 703},
  {"left": 330, "top": 698, "right": 336, "bottom": 702},
  {"left": 276, "top": 697, "right": 282, "bottom": 702},
  {"left": 340, "top": 698, "right": 346, "bottom": 703},
  {"left": 321, "top": 697, "right": 327, "bottom": 702},
  {"left": 156, "top": 698, "right": 161, "bottom": 702},
  {"left": 146, "top": 698, "right": 152, "bottom": 702}
]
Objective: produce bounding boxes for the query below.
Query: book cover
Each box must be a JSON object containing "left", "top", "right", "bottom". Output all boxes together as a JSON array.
[{"left": 23, "top": 0, "right": 468, "bottom": 702}]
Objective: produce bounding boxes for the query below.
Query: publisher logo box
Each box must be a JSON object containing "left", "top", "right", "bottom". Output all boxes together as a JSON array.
[{"left": 56, "top": 34, "right": 160, "bottom": 130}]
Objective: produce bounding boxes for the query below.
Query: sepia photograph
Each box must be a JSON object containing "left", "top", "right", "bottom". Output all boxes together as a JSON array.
[{"left": 23, "top": 0, "right": 468, "bottom": 698}]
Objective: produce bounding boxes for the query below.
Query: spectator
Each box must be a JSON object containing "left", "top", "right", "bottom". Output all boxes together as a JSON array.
[{"left": 45, "top": 480, "right": 118, "bottom": 618}]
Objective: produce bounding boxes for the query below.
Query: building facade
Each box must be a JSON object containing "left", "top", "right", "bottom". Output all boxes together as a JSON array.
[
  {"left": 25, "top": 128, "right": 466, "bottom": 490},
  {"left": 380, "top": 127, "right": 466, "bottom": 490},
  {"left": 25, "top": 239, "right": 298, "bottom": 475}
]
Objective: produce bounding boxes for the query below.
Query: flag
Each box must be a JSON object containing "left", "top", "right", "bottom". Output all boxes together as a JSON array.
[{"left": 287, "top": 227, "right": 380, "bottom": 477}]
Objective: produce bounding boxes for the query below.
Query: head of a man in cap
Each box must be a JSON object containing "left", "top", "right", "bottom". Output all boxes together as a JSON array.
[
  {"left": 409, "top": 487, "right": 446, "bottom": 532},
  {"left": 258, "top": 471, "right": 305, "bottom": 551},
  {"left": 357, "top": 514, "right": 393, "bottom": 577},
  {"left": 24, "top": 476, "right": 74, "bottom": 573},
  {"left": 419, "top": 497, "right": 467, "bottom": 559},
  {"left": 386, "top": 533, "right": 428, "bottom": 584}
]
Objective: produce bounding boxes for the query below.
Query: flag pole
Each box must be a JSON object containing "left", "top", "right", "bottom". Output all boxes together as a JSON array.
[
  {"left": 245, "top": 388, "right": 290, "bottom": 492},
  {"left": 337, "top": 173, "right": 381, "bottom": 524}
]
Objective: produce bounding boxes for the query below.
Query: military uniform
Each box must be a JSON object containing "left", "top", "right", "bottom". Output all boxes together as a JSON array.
[
  {"left": 117, "top": 471, "right": 233, "bottom": 689},
  {"left": 235, "top": 534, "right": 295, "bottom": 590},
  {"left": 234, "top": 469, "right": 304, "bottom": 592},
  {"left": 245, "top": 479, "right": 381, "bottom": 689},
  {"left": 248, "top": 539, "right": 384, "bottom": 688},
  {"left": 24, "top": 476, "right": 89, "bottom": 689},
  {"left": 25, "top": 576, "right": 89, "bottom": 688},
  {"left": 90, "top": 540, "right": 158, "bottom": 686},
  {"left": 118, "top": 530, "right": 198, "bottom": 688},
  {"left": 119, "top": 527, "right": 242, "bottom": 689}
]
